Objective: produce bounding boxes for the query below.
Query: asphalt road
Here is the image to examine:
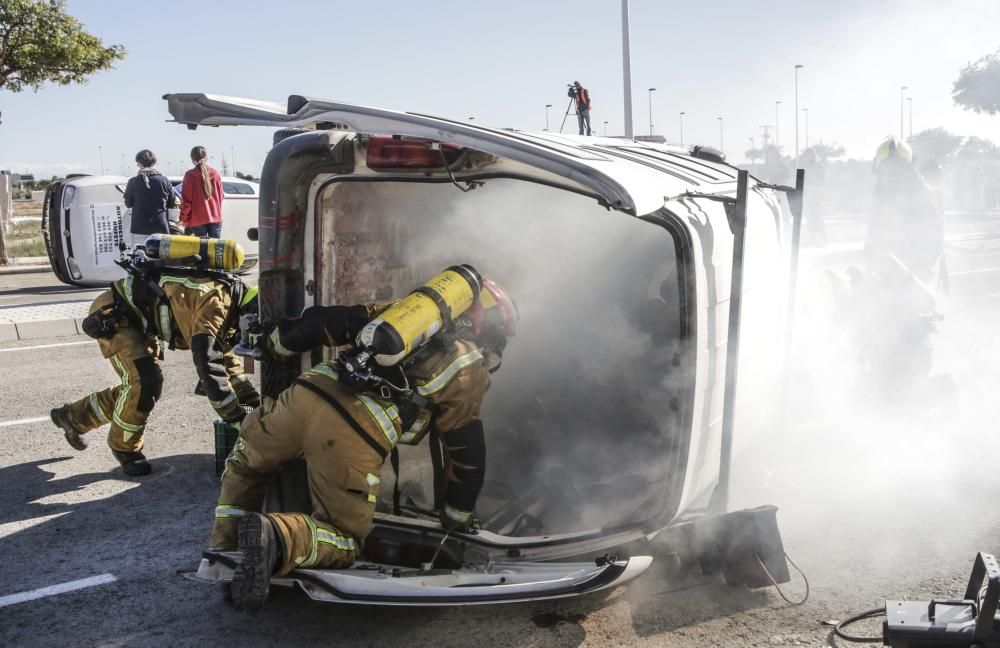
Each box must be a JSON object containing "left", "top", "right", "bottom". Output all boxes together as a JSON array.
[{"left": 1, "top": 216, "right": 1000, "bottom": 647}]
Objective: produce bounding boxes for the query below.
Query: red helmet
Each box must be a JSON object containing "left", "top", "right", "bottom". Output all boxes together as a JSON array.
[{"left": 466, "top": 278, "right": 517, "bottom": 354}]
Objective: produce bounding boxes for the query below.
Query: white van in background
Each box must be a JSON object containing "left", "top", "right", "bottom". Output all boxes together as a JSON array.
[{"left": 42, "top": 174, "right": 259, "bottom": 286}]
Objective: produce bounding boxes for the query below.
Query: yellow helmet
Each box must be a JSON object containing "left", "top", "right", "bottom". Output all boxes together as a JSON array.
[{"left": 874, "top": 136, "right": 913, "bottom": 164}]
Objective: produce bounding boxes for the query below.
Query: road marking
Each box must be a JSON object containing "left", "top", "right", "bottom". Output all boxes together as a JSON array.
[
  {"left": 0, "top": 341, "right": 91, "bottom": 353},
  {"left": 0, "top": 416, "right": 50, "bottom": 428},
  {"left": 0, "top": 573, "right": 116, "bottom": 609}
]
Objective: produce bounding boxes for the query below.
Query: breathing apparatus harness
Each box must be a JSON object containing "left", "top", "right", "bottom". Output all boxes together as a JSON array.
[{"left": 83, "top": 244, "right": 248, "bottom": 348}]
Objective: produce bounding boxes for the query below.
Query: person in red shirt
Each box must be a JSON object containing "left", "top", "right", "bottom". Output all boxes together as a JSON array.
[{"left": 180, "top": 146, "right": 224, "bottom": 238}]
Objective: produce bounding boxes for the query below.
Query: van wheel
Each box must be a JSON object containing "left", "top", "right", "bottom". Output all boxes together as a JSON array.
[{"left": 272, "top": 128, "right": 312, "bottom": 145}]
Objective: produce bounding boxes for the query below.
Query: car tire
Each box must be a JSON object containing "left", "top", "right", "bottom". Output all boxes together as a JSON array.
[{"left": 272, "top": 128, "right": 312, "bottom": 146}]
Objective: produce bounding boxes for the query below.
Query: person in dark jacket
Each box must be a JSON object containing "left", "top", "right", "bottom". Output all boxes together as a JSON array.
[{"left": 124, "top": 150, "right": 177, "bottom": 245}]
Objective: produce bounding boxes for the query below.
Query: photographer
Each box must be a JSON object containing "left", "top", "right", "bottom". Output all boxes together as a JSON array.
[{"left": 569, "top": 81, "right": 592, "bottom": 136}]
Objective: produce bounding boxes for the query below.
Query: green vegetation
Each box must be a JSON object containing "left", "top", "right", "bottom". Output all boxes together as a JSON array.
[{"left": 7, "top": 218, "right": 45, "bottom": 258}]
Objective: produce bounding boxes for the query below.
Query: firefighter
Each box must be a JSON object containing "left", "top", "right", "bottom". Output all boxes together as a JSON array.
[
  {"left": 49, "top": 269, "right": 261, "bottom": 476},
  {"left": 866, "top": 136, "right": 944, "bottom": 283},
  {"left": 209, "top": 275, "right": 517, "bottom": 612}
]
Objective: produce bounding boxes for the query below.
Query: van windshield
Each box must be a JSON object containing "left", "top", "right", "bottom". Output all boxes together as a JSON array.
[{"left": 315, "top": 179, "right": 691, "bottom": 535}]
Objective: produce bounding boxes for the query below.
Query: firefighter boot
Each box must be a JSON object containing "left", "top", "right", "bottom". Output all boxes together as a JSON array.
[
  {"left": 50, "top": 405, "right": 87, "bottom": 451},
  {"left": 112, "top": 450, "right": 152, "bottom": 476},
  {"left": 231, "top": 513, "right": 282, "bottom": 612}
]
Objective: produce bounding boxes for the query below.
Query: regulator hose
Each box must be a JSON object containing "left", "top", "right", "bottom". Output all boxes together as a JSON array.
[{"left": 833, "top": 607, "right": 885, "bottom": 643}]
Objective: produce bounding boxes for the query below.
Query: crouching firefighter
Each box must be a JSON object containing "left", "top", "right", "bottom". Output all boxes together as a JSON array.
[
  {"left": 208, "top": 265, "right": 517, "bottom": 612},
  {"left": 49, "top": 235, "right": 261, "bottom": 476}
]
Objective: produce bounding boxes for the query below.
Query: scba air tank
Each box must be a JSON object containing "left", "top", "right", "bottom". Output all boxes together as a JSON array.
[
  {"left": 358, "top": 264, "right": 482, "bottom": 366},
  {"left": 143, "top": 234, "right": 245, "bottom": 271}
]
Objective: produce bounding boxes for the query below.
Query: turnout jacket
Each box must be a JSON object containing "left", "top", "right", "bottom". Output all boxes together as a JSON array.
[
  {"left": 106, "top": 273, "right": 247, "bottom": 422},
  {"left": 271, "top": 305, "right": 492, "bottom": 526}
]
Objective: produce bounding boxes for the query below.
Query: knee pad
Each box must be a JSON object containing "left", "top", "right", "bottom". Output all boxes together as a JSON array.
[
  {"left": 443, "top": 420, "right": 485, "bottom": 487},
  {"left": 134, "top": 356, "right": 163, "bottom": 413}
]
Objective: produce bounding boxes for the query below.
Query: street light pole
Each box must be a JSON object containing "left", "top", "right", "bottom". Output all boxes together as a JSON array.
[
  {"left": 900, "top": 85, "right": 908, "bottom": 139},
  {"left": 717, "top": 116, "right": 724, "bottom": 153},
  {"left": 231, "top": 147, "right": 237, "bottom": 176},
  {"left": 603, "top": 120, "right": 609, "bottom": 137},
  {"left": 907, "top": 97, "right": 913, "bottom": 139},
  {"left": 621, "top": 0, "right": 633, "bottom": 139},
  {"left": 648, "top": 87, "right": 656, "bottom": 136},
  {"left": 679, "top": 112, "right": 686, "bottom": 146},
  {"left": 803, "top": 108, "right": 809, "bottom": 148},
  {"left": 775, "top": 101, "right": 782, "bottom": 151},
  {"left": 98, "top": 146, "right": 104, "bottom": 175},
  {"left": 794, "top": 64, "right": 803, "bottom": 166},
  {"left": 545, "top": 104, "right": 552, "bottom": 131}
]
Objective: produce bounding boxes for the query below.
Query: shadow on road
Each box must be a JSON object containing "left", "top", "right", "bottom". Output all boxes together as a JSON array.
[{"left": 0, "top": 453, "right": 776, "bottom": 647}]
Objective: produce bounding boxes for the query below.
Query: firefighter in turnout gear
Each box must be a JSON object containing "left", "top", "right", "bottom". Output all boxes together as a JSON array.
[
  {"left": 49, "top": 248, "right": 261, "bottom": 476},
  {"left": 209, "top": 268, "right": 517, "bottom": 612}
]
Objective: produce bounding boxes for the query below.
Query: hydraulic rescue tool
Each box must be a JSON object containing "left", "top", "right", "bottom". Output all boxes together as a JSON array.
[{"left": 836, "top": 552, "right": 1000, "bottom": 647}]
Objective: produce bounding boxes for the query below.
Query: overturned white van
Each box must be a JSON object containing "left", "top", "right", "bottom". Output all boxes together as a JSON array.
[
  {"left": 166, "top": 93, "right": 804, "bottom": 605},
  {"left": 42, "top": 174, "right": 260, "bottom": 286}
]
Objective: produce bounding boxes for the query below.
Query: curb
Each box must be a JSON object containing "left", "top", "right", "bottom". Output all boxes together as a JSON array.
[
  {"left": 0, "top": 264, "right": 51, "bottom": 276},
  {"left": 0, "top": 317, "right": 85, "bottom": 342}
]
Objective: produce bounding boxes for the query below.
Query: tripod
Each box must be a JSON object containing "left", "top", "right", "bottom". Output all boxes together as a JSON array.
[{"left": 558, "top": 96, "right": 576, "bottom": 134}]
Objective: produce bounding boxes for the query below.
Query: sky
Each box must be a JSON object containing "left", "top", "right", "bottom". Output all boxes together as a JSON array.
[{"left": 2, "top": 0, "right": 1000, "bottom": 178}]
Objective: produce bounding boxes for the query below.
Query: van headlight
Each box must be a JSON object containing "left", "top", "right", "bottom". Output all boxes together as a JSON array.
[
  {"left": 61, "top": 185, "right": 76, "bottom": 210},
  {"left": 67, "top": 256, "right": 82, "bottom": 280}
]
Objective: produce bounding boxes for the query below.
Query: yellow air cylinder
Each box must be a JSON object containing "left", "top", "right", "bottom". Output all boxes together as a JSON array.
[
  {"left": 143, "top": 234, "right": 245, "bottom": 271},
  {"left": 358, "top": 264, "right": 482, "bottom": 366}
]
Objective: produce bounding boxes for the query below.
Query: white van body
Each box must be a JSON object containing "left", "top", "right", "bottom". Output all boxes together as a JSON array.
[
  {"left": 42, "top": 174, "right": 259, "bottom": 286},
  {"left": 165, "top": 93, "right": 794, "bottom": 605}
]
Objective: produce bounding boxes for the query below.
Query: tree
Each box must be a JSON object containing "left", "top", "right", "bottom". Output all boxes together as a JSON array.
[
  {"left": 0, "top": 0, "right": 124, "bottom": 264},
  {"left": 958, "top": 136, "right": 1000, "bottom": 159},
  {"left": 745, "top": 147, "right": 764, "bottom": 164},
  {"left": 953, "top": 47, "right": 1000, "bottom": 115},
  {"left": 806, "top": 142, "right": 846, "bottom": 163},
  {"left": 0, "top": 1, "right": 125, "bottom": 93},
  {"left": 908, "top": 128, "right": 963, "bottom": 162}
]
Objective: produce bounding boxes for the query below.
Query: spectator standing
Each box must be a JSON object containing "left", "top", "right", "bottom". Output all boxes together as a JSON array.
[
  {"left": 181, "top": 146, "right": 224, "bottom": 238},
  {"left": 570, "top": 81, "right": 592, "bottom": 136},
  {"left": 124, "top": 149, "right": 176, "bottom": 245}
]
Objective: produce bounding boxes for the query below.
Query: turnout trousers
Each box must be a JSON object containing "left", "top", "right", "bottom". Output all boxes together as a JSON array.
[
  {"left": 65, "top": 293, "right": 163, "bottom": 453},
  {"left": 63, "top": 293, "right": 258, "bottom": 453},
  {"left": 210, "top": 382, "right": 385, "bottom": 575}
]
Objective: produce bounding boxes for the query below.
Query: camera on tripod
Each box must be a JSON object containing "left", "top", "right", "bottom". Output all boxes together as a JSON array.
[{"left": 566, "top": 83, "right": 577, "bottom": 98}]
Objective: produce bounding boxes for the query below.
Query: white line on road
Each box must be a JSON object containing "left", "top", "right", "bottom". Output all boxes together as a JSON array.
[
  {"left": 0, "top": 573, "right": 116, "bottom": 609},
  {"left": 0, "top": 416, "right": 49, "bottom": 428},
  {"left": 0, "top": 341, "right": 91, "bottom": 353}
]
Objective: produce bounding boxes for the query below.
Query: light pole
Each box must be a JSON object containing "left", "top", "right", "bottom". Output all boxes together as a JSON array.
[
  {"left": 717, "top": 116, "right": 724, "bottom": 153},
  {"left": 679, "top": 112, "right": 686, "bottom": 146},
  {"left": 621, "top": 0, "right": 633, "bottom": 138},
  {"left": 794, "top": 64, "right": 803, "bottom": 166},
  {"left": 98, "top": 146, "right": 104, "bottom": 174},
  {"left": 120, "top": 153, "right": 125, "bottom": 176},
  {"left": 775, "top": 101, "right": 782, "bottom": 151},
  {"left": 803, "top": 108, "right": 809, "bottom": 148},
  {"left": 603, "top": 120, "right": 609, "bottom": 136},
  {"left": 907, "top": 97, "right": 913, "bottom": 139},
  {"left": 648, "top": 87, "right": 656, "bottom": 136},
  {"left": 545, "top": 104, "right": 552, "bottom": 131},
  {"left": 231, "top": 147, "right": 237, "bottom": 176},
  {"left": 900, "top": 85, "right": 908, "bottom": 140}
]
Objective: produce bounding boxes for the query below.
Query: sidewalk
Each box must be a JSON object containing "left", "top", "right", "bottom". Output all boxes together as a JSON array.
[{"left": 0, "top": 299, "right": 91, "bottom": 341}]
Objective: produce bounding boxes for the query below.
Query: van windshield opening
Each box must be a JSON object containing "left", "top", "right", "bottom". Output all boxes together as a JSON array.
[{"left": 315, "top": 178, "right": 691, "bottom": 535}]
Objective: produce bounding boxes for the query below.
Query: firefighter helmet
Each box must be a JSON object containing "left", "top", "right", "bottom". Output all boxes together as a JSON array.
[
  {"left": 874, "top": 137, "right": 913, "bottom": 165},
  {"left": 466, "top": 278, "right": 517, "bottom": 362}
]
